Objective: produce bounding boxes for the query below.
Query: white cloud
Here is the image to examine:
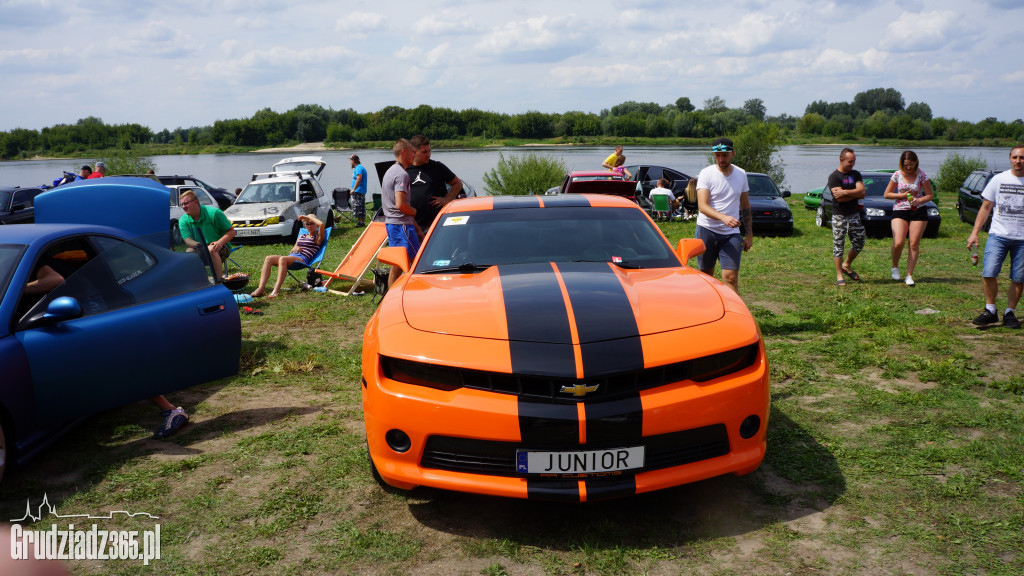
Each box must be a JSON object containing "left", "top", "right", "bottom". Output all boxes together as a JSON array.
[
  {"left": 337, "top": 12, "right": 386, "bottom": 32},
  {"left": 474, "top": 15, "right": 586, "bottom": 63},
  {"left": 879, "top": 11, "right": 959, "bottom": 52},
  {"left": 411, "top": 13, "right": 476, "bottom": 35}
]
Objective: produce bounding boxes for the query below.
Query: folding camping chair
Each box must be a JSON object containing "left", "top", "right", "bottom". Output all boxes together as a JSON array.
[
  {"left": 223, "top": 243, "right": 245, "bottom": 275},
  {"left": 332, "top": 188, "right": 357, "bottom": 224},
  {"left": 314, "top": 221, "right": 388, "bottom": 295},
  {"left": 286, "top": 227, "right": 333, "bottom": 286},
  {"left": 652, "top": 194, "right": 671, "bottom": 221}
]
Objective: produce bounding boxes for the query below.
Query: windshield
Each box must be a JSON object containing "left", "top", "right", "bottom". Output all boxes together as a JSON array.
[
  {"left": 862, "top": 174, "right": 891, "bottom": 197},
  {"left": 236, "top": 182, "right": 296, "bottom": 204},
  {"left": 747, "top": 175, "right": 782, "bottom": 197},
  {"left": 414, "top": 206, "right": 680, "bottom": 274}
]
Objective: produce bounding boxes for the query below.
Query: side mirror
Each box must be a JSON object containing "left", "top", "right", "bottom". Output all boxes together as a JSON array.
[
  {"left": 676, "top": 238, "right": 706, "bottom": 263},
  {"left": 781, "top": 190, "right": 791, "bottom": 198},
  {"left": 40, "top": 296, "right": 83, "bottom": 325},
  {"left": 300, "top": 193, "right": 314, "bottom": 203},
  {"left": 377, "top": 246, "right": 410, "bottom": 275}
]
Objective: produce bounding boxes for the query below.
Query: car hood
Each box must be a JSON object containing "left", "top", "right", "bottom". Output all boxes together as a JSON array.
[
  {"left": 397, "top": 262, "right": 725, "bottom": 343},
  {"left": 224, "top": 202, "right": 294, "bottom": 219},
  {"left": 748, "top": 196, "right": 788, "bottom": 210},
  {"left": 566, "top": 180, "right": 637, "bottom": 196}
]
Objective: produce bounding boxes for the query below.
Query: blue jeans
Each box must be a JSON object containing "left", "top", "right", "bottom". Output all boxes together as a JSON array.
[{"left": 983, "top": 233, "right": 1024, "bottom": 284}]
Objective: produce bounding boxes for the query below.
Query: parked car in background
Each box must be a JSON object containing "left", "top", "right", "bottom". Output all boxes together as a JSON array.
[
  {"left": 363, "top": 194, "right": 769, "bottom": 501},
  {"left": 817, "top": 171, "right": 941, "bottom": 237},
  {"left": 168, "top": 185, "right": 219, "bottom": 244},
  {"left": 746, "top": 173, "right": 793, "bottom": 235},
  {"left": 0, "top": 186, "right": 49, "bottom": 225},
  {"left": 545, "top": 171, "right": 637, "bottom": 202},
  {"left": 225, "top": 156, "right": 334, "bottom": 243},
  {"left": 803, "top": 186, "right": 824, "bottom": 210},
  {"left": 957, "top": 169, "right": 999, "bottom": 230},
  {"left": 156, "top": 175, "right": 236, "bottom": 210},
  {"left": 624, "top": 165, "right": 692, "bottom": 198},
  {"left": 0, "top": 177, "right": 240, "bottom": 483}
]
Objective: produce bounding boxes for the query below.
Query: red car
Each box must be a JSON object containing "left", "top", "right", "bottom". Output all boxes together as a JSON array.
[{"left": 545, "top": 171, "right": 639, "bottom": 202}]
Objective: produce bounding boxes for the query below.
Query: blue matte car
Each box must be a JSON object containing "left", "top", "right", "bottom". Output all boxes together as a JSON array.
[{"left": 0, "top": 177, "right": 241, "bottom": 483}]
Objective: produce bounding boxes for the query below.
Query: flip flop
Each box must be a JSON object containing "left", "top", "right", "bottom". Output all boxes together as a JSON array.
[
  {"left": 841, "top": 268, "right": 861, "bottom": 281},
  {"left": 835, "top": 279, "right": 846, "bottom": 286}
]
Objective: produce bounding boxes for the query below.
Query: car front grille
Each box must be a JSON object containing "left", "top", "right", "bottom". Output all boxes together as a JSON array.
[{"left": 420, "top": 424, "right": 730, "bottom": 477}]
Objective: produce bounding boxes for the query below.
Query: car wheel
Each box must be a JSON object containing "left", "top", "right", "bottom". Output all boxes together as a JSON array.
[
  {"left": 958, "top": 202, "right": 967, "bottom": 223},
  {"left": 816, "top": 205, "right": 826, "bottom": 228},
  {"left": 170, "top": 221, "right": 182, "bottom": 247},
  {"left": 367, "top": 444, "right": 407, "bottom": 495}
]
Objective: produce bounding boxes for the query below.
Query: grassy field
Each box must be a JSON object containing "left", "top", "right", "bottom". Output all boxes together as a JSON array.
[{"left": 3, "top": 199, "right": 1023, "bottom": 576}]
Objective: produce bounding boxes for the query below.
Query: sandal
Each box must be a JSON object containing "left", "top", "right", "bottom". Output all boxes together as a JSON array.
[
  {"left": 835, "top": 279, "right": 846, "bottom": 286},
  {"left": 841, "top": 268, "right": 861, "bottom": 281}
]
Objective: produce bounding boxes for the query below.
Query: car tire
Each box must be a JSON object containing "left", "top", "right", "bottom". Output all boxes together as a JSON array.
[
  {"left": 367, "top": 444, "right": 407, "bottom": 495},
  {"left": 170, "top": 221, "right": 182, "bottom": 247},
  {"left": 816, "top": 205, "right": 827, "bottom": 228}
]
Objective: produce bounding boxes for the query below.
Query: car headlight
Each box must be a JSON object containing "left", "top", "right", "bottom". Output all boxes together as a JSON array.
[
  {"left": 927, "top": 207, "right": 939, "bottom": 217},
  {"left": 264, "top": 216, "right": 280, "bottom": 225},
  {"left": 773, "top": 209, "right": 790, "bottom": 218},
  {"left": 865, "top": 207, "right": 885, "bottom": 217}
]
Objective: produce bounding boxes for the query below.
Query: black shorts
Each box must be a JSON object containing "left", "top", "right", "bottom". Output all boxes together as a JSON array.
[{"left": 891, "top": 209, "right": 928, "bottom": 222}]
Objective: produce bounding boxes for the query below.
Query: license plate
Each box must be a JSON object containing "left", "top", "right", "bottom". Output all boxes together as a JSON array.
[
  {"left": 516, "top": 446, "right": 644, "bottom": 475},
  {"left": 235, "top": 228, "right": 261, "bottom": 236}
]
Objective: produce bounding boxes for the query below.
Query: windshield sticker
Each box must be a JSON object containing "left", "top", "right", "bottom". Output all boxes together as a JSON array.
[
  {"left": 433, "top": 259, "right": 451, "bottom": 267},
  {"left": 612, "top": 256, "right": 622, "bottom": 263},
  {"left": 443, "top": 216, "right": 469, "bottom": 226}
]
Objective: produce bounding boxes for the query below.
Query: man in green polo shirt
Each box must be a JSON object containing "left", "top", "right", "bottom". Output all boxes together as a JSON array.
[{"left": 178, "top": 188, "right": 235, "bottom": 282}]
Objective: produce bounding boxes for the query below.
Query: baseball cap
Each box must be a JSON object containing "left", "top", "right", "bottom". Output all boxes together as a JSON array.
[
  {"left": 95, "top": 161, "right": 106, "bottom": 168},
  {"left": 710, "top": 137, "right": 734, "bottom": 152}
]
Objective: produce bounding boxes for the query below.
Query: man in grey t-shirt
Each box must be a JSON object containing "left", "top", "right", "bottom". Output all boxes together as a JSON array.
[{"left": 382, "top": 138, "right": 419, "bottom": 286}]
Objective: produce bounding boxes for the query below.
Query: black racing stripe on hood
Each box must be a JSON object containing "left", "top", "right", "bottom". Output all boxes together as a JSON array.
[
  {"left": 498, "top": 263, "right": 575, "bottom": 377},
  {"left": 492, "top": 195, "right": 540, "bottom": 209},
  {"left": 541, "top": 195, "right": 592, "bottom": 207},
  {"left": 558, "top": 262, "right": 645, "bottom": 376}
]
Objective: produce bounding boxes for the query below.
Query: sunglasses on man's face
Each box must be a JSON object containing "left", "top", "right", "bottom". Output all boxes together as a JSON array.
[{"left": 711, "top": 144, "right": 733, "bottom": 152}]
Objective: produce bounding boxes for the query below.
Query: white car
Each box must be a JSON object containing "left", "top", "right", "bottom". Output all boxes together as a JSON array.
[{"left": 225, "top": 156, "right": 334, "bottom": 242}]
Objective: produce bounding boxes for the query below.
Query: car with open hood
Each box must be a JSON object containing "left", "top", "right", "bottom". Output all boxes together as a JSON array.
[
  {"left": 0, "top": 177, "right": 240, "bottom": 483},
  {"left": 361, "top": 194, "right": 770, "bottom": 501},
  {"left": 545, "top": 171, "right": 638, "bottom": 202},
  {"left": 225, "top": 156, "right": 334, "bottom": 243}
]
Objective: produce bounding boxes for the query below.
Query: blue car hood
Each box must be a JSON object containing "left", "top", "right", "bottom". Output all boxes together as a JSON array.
[{"left": 35, "top": 177, "right": 170, "bottom": 238}]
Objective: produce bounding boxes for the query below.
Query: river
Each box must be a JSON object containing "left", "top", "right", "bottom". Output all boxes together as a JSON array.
[{"left": 0, "top": 145, "right": 1013, "bottom": 198}]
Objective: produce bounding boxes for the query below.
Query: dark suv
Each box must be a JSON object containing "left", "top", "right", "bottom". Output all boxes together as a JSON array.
[
  {"left": 156, "top": 175, "right": 236, "bottom": 210},
  {"left": 957, "top": 170, "right": 998, "bottom": 230},
  {"left": 0, "top": 186, "right": 49, "bottom": 225}
]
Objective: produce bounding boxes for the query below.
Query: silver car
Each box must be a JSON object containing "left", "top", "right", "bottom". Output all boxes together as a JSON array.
[
  {"left": 224, "top": 156, "right": 334, "bottom": 243},
  {"left": 169, "top": 185, "right": 218, "bottom": 244}
]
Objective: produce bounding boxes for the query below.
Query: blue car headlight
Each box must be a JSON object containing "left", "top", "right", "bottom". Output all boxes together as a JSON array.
[{"left": 865, "top": 207, "right": 885, "bottom": 217}]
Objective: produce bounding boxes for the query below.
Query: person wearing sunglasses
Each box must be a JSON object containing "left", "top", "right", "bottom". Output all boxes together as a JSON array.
[{"left": 694, "top": 137, "right": 753, "bottom": 293}]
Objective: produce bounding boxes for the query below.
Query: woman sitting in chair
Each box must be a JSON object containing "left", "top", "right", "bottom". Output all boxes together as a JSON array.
[{"left": 251, "top": 215, "right": 324, "bottom": 298}]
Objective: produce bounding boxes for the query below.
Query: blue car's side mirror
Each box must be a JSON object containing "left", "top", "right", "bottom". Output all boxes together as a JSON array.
[{"left": 41, "top": 296, "right": 83, "bottom": 324}]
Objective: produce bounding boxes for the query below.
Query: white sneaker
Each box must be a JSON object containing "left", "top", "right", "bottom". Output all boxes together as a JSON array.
[
  {"left": 891, "top": 267, "right": 901, "bottom": 281},
  {"left": 905, "top": 276, "right": 915, "bottom": 286}
]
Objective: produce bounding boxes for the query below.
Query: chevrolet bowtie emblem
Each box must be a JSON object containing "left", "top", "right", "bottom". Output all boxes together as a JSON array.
[{"left": 560, "top": 383, "right": 599, "bottom": 397}]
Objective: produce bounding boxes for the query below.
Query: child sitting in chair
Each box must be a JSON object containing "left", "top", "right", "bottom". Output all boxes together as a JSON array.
[{"left": 250, "top": 215, "right": 325, "bottom": 298}]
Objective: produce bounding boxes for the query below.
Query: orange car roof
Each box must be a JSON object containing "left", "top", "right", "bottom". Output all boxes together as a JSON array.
[{"left": 444, "top": 194, "right": 639, "bottom": 212}]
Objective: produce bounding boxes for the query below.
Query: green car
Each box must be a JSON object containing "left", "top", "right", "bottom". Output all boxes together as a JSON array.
[{"left": 804, "top": 186, "right": 824, "bottom": 210}]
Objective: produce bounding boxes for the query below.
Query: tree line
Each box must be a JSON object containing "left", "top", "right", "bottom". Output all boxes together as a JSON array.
[{"left": 2, "top": 87, "right": 1022, "bottom": 160}]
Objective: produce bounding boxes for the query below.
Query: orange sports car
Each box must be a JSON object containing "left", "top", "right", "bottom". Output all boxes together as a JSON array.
[{"left": 362, "top": 194, "right": 769, "bottom": 501}]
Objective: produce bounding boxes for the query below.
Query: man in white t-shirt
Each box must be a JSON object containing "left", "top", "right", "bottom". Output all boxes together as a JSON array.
[
  {"left": 694, "top": 137, "right": 752, "bottom": 293},
  {"left": 968, "top": 145, "right": 1024, "bottom": 329}
]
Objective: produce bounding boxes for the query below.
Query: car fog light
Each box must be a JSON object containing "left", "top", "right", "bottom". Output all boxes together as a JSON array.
[
  {"left": 739, "top": 415, "right": 761, "bottom": 439},
  {"left": 865, "top": 207, "right": 885, "bottom": 217},
  {"left": 385, "top": 429, "right": 412, "bottom": 453}
]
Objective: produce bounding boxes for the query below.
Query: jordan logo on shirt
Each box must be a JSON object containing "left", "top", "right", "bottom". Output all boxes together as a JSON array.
[{"left": 412, "top": 173, "right": 427, "bottom": 185}]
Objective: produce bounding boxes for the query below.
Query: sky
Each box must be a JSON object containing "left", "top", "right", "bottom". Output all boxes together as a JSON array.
[{"left": 1, "top": 0, "right": 1023, "bottom": 133}]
